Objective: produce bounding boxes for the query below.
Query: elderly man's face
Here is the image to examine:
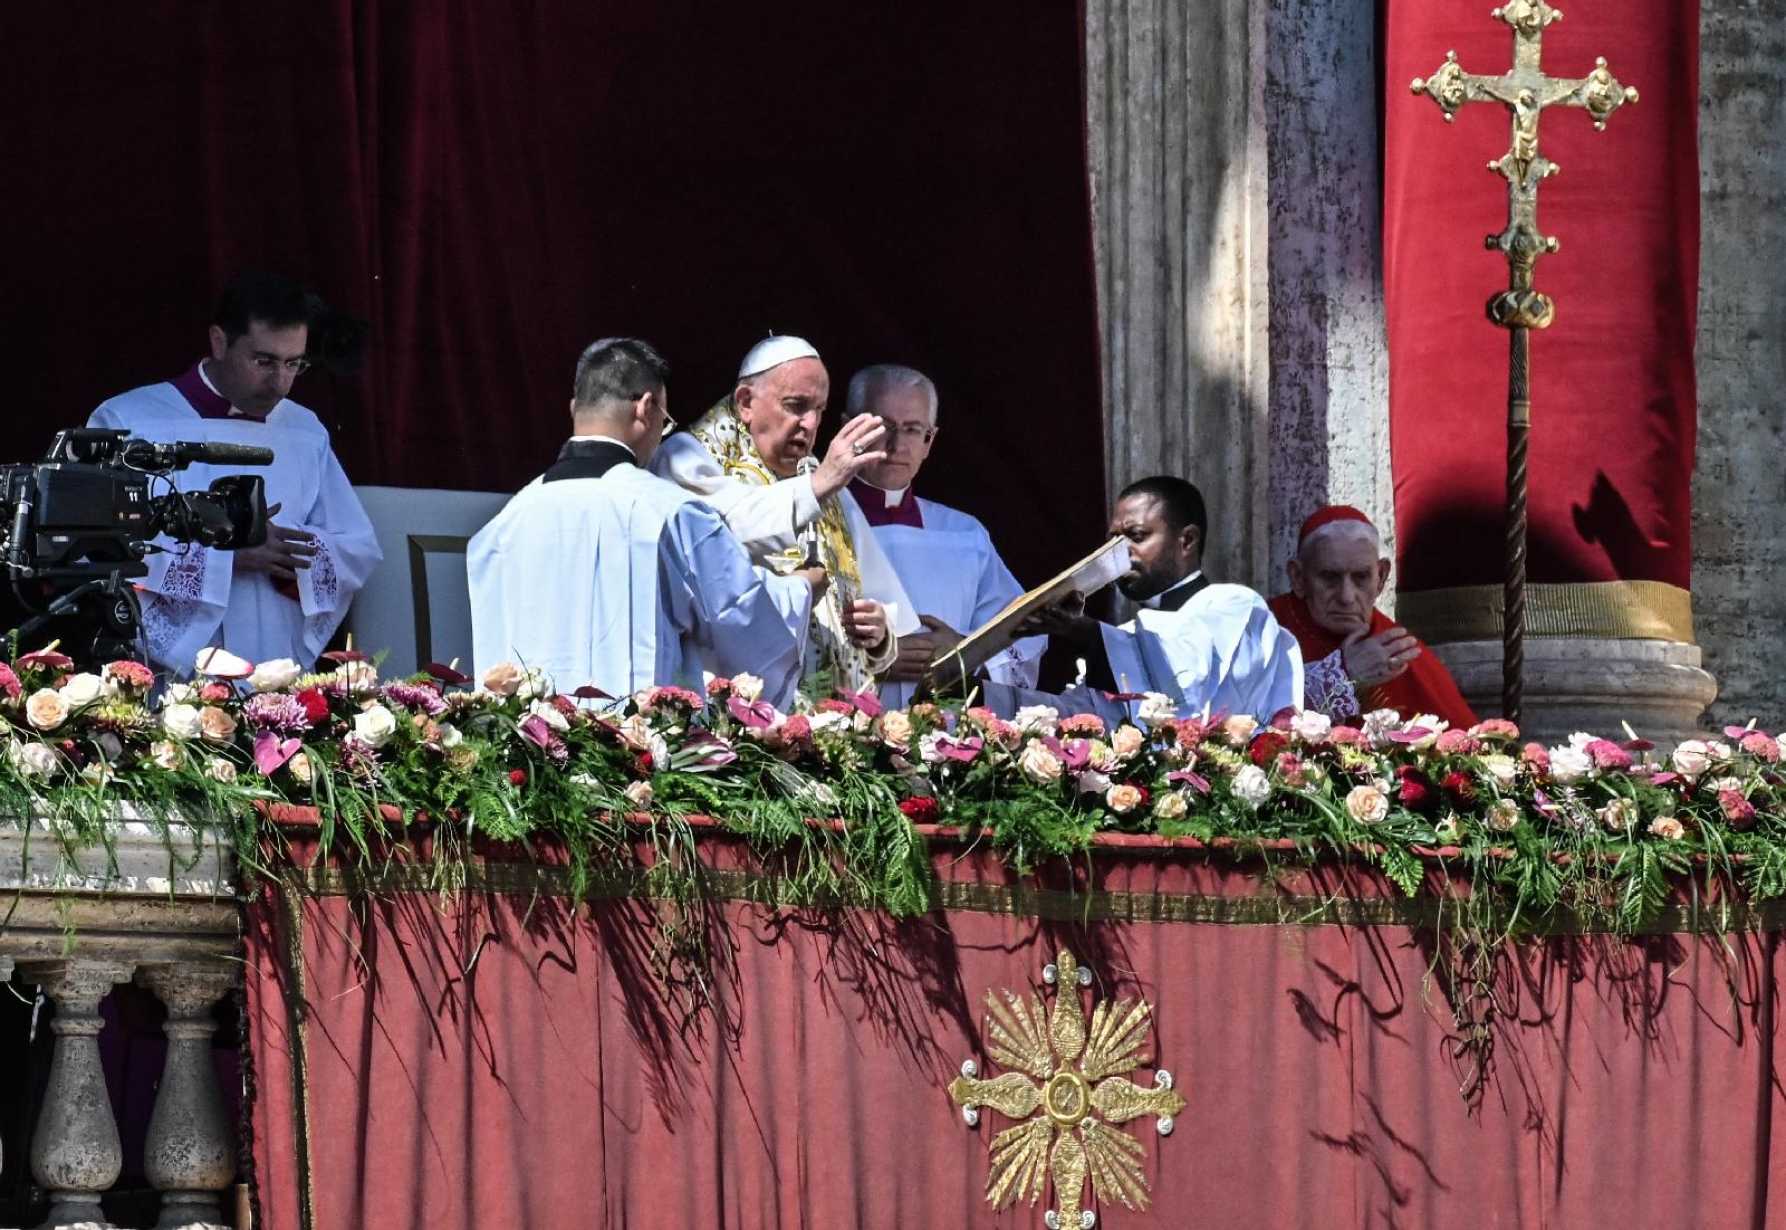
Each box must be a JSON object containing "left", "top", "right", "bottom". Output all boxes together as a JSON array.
[
  {"left": 856, "top": 383, "right": 936, "bottom": 491},
  {"left": 735, "top": 357, "right": 829, "bottom": 478},
  {"left": 1290, "top": 532, "right": 1388, "bottom": 637},
  {"left": 1109, "top": 493, "right": 1199, "bottom": 602},
  {"left": 207, "top": 319, "right": 309, "bottom": 417}
]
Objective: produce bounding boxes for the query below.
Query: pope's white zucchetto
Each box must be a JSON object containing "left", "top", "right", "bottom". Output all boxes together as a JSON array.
[{"left": 737, "top": 334, "right": 821, "bottom": 379}]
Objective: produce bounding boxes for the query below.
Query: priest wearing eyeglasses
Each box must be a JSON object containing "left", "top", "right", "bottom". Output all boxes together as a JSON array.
[
  {"left": 844, "top": 364, "right": 1045, "bottom": 707},
  {"left": 87, "top": 271, "right": 381, "bottom": 675}
]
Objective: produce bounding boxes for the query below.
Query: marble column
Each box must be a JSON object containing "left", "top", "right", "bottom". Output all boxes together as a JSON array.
[
  {"left": 136, "top": 963, "right": 239, "bottom": 1230},
  {"left": 23, "top": 958, "right": 134, "bottom": 1230},
  {"left": 1085, "top": 0, "right": 1393, "bottom": 595}
]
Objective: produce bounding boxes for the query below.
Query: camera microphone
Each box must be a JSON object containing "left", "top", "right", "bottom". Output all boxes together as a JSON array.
[{"left": 178, "top": 441, "right": 276, "bottom": 466}]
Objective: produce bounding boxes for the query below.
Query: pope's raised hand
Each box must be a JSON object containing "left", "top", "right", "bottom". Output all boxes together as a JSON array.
[
  {"left": 810, "top": 416, "right": 887, "bottom": 502},
  {"left": 1341, "top": 625, "right": 1421, "bottom": 687}
]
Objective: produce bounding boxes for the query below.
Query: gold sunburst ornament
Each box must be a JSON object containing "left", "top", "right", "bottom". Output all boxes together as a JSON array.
[{"left": 948, "top": 951, "right": 1186, "bottom": 1228}]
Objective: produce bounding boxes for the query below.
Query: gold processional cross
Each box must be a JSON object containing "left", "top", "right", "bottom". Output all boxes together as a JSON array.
[{"left": 1410, "top": 0, "right": 1637, "bottom": 724}]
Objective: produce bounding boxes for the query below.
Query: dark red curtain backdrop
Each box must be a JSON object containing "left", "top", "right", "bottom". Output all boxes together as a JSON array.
[
  {"left": 1383, "top": 0, "right": 1699, "bottom": 592},
  {"left": 0, "top": 3, "right": 1104, "bottom": 588},
  {"left": 246, "top": 838, "right": 1786, "bottom": 1229}
]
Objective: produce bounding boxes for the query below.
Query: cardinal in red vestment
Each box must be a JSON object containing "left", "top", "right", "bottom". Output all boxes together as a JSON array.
[{"left": 1268, "top": 506, "right": 1476, "bottom": 728}]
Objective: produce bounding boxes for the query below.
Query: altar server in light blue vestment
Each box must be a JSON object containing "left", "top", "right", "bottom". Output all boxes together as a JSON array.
[
  {"left": 468, "top": 338, "right": 820, "bottom": 709},
  {"left": 841, "top": 364, "right": 1045, "bottom": 709}
]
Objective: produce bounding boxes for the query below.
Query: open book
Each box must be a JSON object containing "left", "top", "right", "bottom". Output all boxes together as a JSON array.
[{"left": 923, "top": 536, "right": 1129, "bottom": 688}]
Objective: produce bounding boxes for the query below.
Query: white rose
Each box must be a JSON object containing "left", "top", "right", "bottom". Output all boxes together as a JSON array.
[
  {"left": 163, "top": 682, "right": 200, "bottom": 705},
  {"left": 249, "top": 658, "right": 302, "bottom": 692},
  {"left": 1221, "top": 715, "right": 1259, "bottom": 746},
  {"left": 1231, "top": 764, "right": 1272, "bottom": 809},
  {"left": 732, "top": 673, "right": 765, "bottom": 703},
  {"left": 1487, "top": 799, "right": 1521, "bottom": 831},
  {"left": 1152, "top": 791, "right": 1189, "bottom": 821},
  {"left": 515, "top": 667, "right": 551, "bottom": 701},
  {"left": 1778, "top": 734, "right": 1786, "bottom": 763},
  {"left": 352, "top": 703, "right": 399, "bottom": 749},
  {"left": 1709, "top": 775, "right": 1744, "bottom": 796},
  {"left": 24, "top": 688, "right": 69, "bottom": 731},
  {"left": 879, "top": 711, "right": 914, "bottom": 748},
  {"left": 1290, "top": 710, "right": 1333, "bottom": 744},
  {"left": 528, "top": 700, "right": 570, "bottom": 733},
  {"left": 1136, "top": 693, "right": 1175, "bottom": 728},
  {"left": 8, "top": 740, "right": 59, "bottom": 778},
  {"left": 194, "top": 647, "right": 253, "bottom": 677},
  {"left": 336, "top": 661, "right": 379, "bottom": 695},
  {"left": 624, "top": 780, "right": 654, "bottom": 808},
  {"left": 149, "top": 740, "right": 184, "bottom": 771},
  {"left": 161, "top": 703, "right": 203, "bottom": 739},
  {"left": 1345, "top": 784, "right": 1389, "bottom": 825},
  {"left": 287, "top": 751, "right": 315, "bottom": 785},
  {"left": 57, "top": 673, "right": 106, "bottom": 707},
  {"left": 437, "top": 724, "right": 463, "bottom": 749},
  {"left": 1481, "top": 754, "right": 1519, "bottom": 789},
  {"left": 1015, "top": 705, "right": 1059, "bottom": 736},
  {"left": 1110, "top": 724, "right": 1147, "bottom": 761},
  {"left": 206, "top": 756, "right": 238, "bottom": 783},
  {"left": 1671, "top": 740, "right": 1711, "bottom": 779},
  {"left": 807, "top": 711, "right": 852, "bottom": 736},
  {"left": 1547, "top": 745, "right": 1592, "bottom": 785},
  {"left": 1598, "top": 797, "right": 1639, "bottom": 832},
  {"left": 1018, "top": 739, "right": 1063, "bottom": 784},
  {"left": 1707, "top": 740, "right": 1734, "bottom": 764},
  {"left": 1105, "top": 783, "right": 1144, "bottom": 814},
  {"left": 1649, "top": 815, "right": 1686, "bottom": 841}
]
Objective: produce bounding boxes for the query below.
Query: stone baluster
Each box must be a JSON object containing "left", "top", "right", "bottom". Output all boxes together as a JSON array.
[
  {"left": 135, "top": 962, "right": 239, "bottom": 1230},
  {"left": 22, "top": 958, "right": 134, "bottom": 1230}
]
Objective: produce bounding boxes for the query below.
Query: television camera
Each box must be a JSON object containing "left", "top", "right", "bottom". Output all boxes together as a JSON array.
[{"left": 1, "top": 428, "right": 272, "bottom": 666}]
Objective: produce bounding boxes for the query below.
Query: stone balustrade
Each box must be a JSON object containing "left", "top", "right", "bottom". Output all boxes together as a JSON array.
[{"left": 0, "top": 818, "right": 240, "bottom": 1230}]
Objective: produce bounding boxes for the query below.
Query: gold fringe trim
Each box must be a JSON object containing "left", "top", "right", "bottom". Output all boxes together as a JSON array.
[
  {"left": 288, "top": 860, "right": 1786, "bottom": 937},
  {"left": 1396, "top": 579, "right": 1695, "bottom": 644}
]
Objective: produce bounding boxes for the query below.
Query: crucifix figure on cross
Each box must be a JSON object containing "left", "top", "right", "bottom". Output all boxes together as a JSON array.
[{"left": 1409, "top": 0, "right": 1638, "bottom": 725}]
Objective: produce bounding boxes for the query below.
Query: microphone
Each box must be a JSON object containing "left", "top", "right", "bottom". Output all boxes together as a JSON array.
[
  {"left": 176, "top": 441, "right": 276, "bottom": 466},
  {"left": 796, "top": 455, "right": 822, "bottom": 568},
  {"left": 122, "top": 438, "right": 276, "bottom": 468}
]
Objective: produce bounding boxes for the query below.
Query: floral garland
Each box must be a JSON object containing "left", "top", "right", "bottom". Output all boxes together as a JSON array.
[{"left": 3, "top": 645, "right": 1785, "bottom": 933}]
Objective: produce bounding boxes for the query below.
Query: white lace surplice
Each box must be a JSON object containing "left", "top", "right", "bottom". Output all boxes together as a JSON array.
[{"left": 88, "top": 383, "right": 382, "bottom": 675}]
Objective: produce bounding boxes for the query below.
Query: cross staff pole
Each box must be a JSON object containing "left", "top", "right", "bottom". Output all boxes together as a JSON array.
[{"left": 1410, "top": 0, "right": 1637, "bottom": 725}]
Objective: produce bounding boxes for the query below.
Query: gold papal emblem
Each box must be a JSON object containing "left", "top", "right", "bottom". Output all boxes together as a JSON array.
[{"left": 948, "top": 951, "right": 1185, "bottom": 1228}]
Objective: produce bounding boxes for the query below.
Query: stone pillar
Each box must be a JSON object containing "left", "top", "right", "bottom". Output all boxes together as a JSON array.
[
  {"left": 136, "top": 963, "right": 239, "bottom": 1230},
  {"left": 23, "top": 959, "right": 133, "bottom": 1230},
  {"left": 1085, "top": 0, "right": 1271, "bottom": 587},
  {"left": 1086, "top": 0, "right": 1395, "bottom": 594},
  {"left": 1692, "top": 0, "right": 1786, "bottom": 731}
]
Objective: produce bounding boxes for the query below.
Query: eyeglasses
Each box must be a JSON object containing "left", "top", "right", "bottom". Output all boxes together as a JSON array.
[
  {"left": 249, "top": 354, "right": 312, "bottom": 375},
  {"left": 875, "top": 417, "right": 936, "bottom": 444}
]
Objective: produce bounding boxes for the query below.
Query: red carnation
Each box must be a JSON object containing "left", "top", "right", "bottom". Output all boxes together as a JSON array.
[
  {"left": 296, "top": 688, "right": 331, "bottom": 725},
  {"left": 898, "top": 796, "right": 940, "bottom": 823},
  {"left": 1440, "top": 770, "right": 1476, "bottom": 804},
  {"left": 1397, "top": 765, "right": 1438, "bottom": 813},
  {"left": 199, "top": 682, "right": 232, "bottom": 703},
  {"left": 1249, "top": 730, "right": 1290, "bottom": 768},
  {"left": 1584, "top": 739, "right": 1633, "bottom": 771},
  {"left": 509, "top": 768, "right": 527, "bottom": 786}
]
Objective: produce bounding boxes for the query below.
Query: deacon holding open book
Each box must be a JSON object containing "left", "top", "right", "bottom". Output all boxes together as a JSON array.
[
  {"left": 842, "top": 364, "right": 1045, "bottom": 709},
  {"left": 1018, "top": 477, "right": 1303, "bottom": 721}
]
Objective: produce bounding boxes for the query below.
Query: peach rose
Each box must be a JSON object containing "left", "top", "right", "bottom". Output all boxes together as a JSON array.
[
  {"left": 24, "top": 688, "right": 69, "bottom": 731},
  {"left": 1104, "top": 783, "right": 1144, "bottom": 814},
  {"left": 1345, "top": 784, "right": 1389, "bottom": 825},
  {"left": 198, "top": 706, "right": 239, "bottom": 744}
]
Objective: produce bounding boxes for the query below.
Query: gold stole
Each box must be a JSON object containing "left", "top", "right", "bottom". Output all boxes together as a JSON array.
[{"left": 687, "top": 397, "right": 875, "bottom": 693}]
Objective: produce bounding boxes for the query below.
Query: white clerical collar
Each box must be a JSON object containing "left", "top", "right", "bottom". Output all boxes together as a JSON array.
[
  {"left": 1144, "top": 570, "right": 1203, "bottom": 609},
  {"left": 859, "top": 479, "right": 909, "bottom": 507},
  {"left": 568, "top": 434, "right": 636, "bottom": 457},
  {"left": 197, "top": 360, "right": 248, "bottom": 417}
]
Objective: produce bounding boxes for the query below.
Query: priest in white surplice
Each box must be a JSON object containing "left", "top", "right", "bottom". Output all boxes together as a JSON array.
[
  {"left": 840, "top": 364, "right": 1045, "bottom": 709},
  {"left": 88, "top": 272, "right": 381, "bottom": 676},
  {"left": 1024, "top": 477, "right": 1303, "bottom": 721},
  {"left": 468, "top": 338, "right": 818, "bottom": 709},
  {"left": 648, "top": 336, "right": 919, "bottom": 695}
]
